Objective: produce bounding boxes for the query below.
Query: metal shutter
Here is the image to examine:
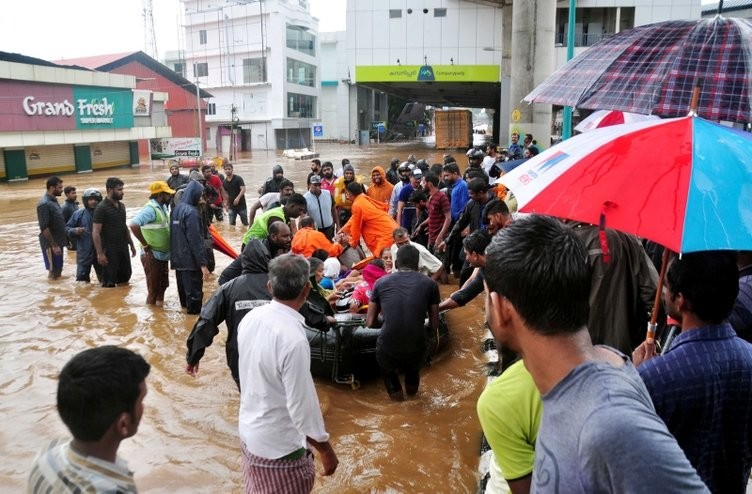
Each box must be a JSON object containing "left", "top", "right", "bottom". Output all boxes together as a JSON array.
[
  {"left": 25, "top": 145, "right": 76, "bottom": 175},
  {"left": 91, "top": 141, "right": 131, "bottom": 170}
]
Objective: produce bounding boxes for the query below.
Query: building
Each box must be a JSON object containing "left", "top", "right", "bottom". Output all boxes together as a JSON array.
[
  {"left": 346, "top": 0, "right": 700, "bottom": 146},
  {"left": 0, "top": 51, "right": 170, "bottom": 181},
  {"left": 174, "top": 0, "right": 320, "bottom": 152},
  {"left": 56, "top": 51, "right": 212, "bottom": 160},
  {"left": 319, "top": 31, "right": 352, "bottom": 142}
]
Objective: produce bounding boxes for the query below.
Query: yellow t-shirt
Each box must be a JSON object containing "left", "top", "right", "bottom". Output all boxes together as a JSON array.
[{"left": 476, "top": 360, "right": 542, "bottom": 480}]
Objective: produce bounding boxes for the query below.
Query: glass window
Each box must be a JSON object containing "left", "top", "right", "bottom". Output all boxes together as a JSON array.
[
  {"left": 286, "top": 58, "right": 316, "bottom": 87},
  {"left": 286, "top": 25, "right": 316, "bottom": 56},
  {"left": 193, "top": 62, "right": 208, "bottom": 77},
  {"left": 434, "top": 8, "right": 447, "bottom": 17},
  {"left": 173, "top": 62, "right": 185, "bottom": 77},
  {"left": 199, "top": 29, "right": 207, "bottom": 45},
  {"left": 287, "top": 92, "right": 316, "bottom": 118},
  {"left": 243, "top": 57, "right": 266, "bottom": 83},
  {"left": 207, "top": 102, "right": 216, "bottom": 116},
  {"left": 389, "top": 9, "right": 402, "bottom": 19}
]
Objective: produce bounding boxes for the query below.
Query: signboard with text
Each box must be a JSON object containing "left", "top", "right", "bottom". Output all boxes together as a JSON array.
[
  {"left": 150, "top": 137, "right": 201, "bottom": 158},
  {"left": 0, "top": 81, "right": 134, "bottom": 132},
  {"left": 312, "top": 122, "right": 323, "bottom": 137},
  {"left": 355, "top": 65, "right": 500, "bottom": 83}
]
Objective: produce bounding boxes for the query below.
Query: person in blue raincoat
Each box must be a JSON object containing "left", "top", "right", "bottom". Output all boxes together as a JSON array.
[
  {"left": 170, "top": 180, "right": 210, "bottom": 314},
  {"left": 66, "top": 188, "right": 103, "bottom": 283}
]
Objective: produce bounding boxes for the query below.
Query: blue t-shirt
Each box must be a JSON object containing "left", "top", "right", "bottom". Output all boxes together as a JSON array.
[{"left": 533, "top": 351, "right": 708, "bottom": 493}]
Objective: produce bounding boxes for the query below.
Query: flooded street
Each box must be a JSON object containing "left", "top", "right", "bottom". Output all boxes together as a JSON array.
[{"left": 0, "top": 141, "right": 488, "bottom": 492}]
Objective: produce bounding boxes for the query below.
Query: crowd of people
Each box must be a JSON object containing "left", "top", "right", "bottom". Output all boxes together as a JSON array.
[{"left": 32, "top": 140, "right": 752, "bottom": 493}]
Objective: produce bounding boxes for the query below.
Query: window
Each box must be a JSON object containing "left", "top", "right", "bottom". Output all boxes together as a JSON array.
[
  {"left": 173, "top": 62, "right": 185, "bottom": 77},
  {"left": 286, "top": 25, "right": 316, "bottom": 56},
  {"left": 286, "top": 58, "right": 316, "bottom": 87},
  {"left": 243, "top": 57, "right": 266, "bottom": 83},
  {"left": 199, "top": 29, "right": 207, "bottom": 45},
  {"left": 193, "top": 62, "right": 208, "bottom": 77},
  {"left": 389, "top": 9, "right": 402, "bottom": 19},
  {"left": 434, "top": 8, "right": 446, "bottom": 17},
  {"left": 207, "top": 102, "right": 216, "bottom": 115},
  {"left": 287, "top": 92, "right": 316, "bottom": 118}
]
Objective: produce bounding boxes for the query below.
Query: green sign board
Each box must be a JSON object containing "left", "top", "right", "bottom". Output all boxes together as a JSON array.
[
  {"left": 73, "top": 86, "right": 134, "bottom": 129},
  {"left": 355, "top": 65, "right": 499, "bottom": 83}
]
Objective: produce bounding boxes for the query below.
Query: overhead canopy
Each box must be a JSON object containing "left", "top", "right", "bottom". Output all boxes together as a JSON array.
[{"left": 355, "top": 64, "right": 501, "bottom": 108}]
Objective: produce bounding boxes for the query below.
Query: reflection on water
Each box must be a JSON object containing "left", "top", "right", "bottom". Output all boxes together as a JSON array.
[{"left": 0, "top": 142, "right": 487, "bottom": 492}]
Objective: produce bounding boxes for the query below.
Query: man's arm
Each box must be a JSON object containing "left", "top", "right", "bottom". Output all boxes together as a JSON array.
[
  {"left": 365, "top": 300, "right": 381, "bottom": 328},
  {"left": 92, "top": 222, "right": 107, "bottom": 266},
  {"left": 435, "top": 205, "right": 452, "bottom": 248},
  {"left": 248, "top": 199, "right": 263, "bottom": 223},
  {"left": 232, "top": 184, "right": 246, "bottom": 207},
  {"left": 396, "top": 200, "right": 405, "bottom": 226},
  {"left": 428, "top": 303, "right": 439, "bottom": 332},
  {"left": 306, "top": 436, "right": 339, "bottom": 476},
  {"left": 331, "top": 199, "right": 339, "bottom": 229},
  {"left": 185, "top": 292, "right": 225, "bottom": 375}
]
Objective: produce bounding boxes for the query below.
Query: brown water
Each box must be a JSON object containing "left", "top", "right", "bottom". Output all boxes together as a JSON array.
[{"left": 0, "top": 142, "right": 488, "bottom": 493}]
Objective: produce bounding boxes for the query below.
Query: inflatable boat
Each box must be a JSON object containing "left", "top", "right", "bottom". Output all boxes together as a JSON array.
[{"left": 305, "top": 311, "right": 450, "bottom": 389}]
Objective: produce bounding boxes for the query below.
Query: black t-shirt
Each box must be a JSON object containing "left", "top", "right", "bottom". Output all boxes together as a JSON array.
[
  {"left": 93, "top": 198, "right": 129, "bottom": 247},
  {"left": 371, "top": 270, "right": 440, "bottom": 353},
  {"left": 222, "top": 174, "right": 247, "bottom": 210}
]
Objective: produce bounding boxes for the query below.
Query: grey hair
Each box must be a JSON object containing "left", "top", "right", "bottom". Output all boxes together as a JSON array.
[{"left": 268, "top": 254, "right": 310, "bottom": 300}]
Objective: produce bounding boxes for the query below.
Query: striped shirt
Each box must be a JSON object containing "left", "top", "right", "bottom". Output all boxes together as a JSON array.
[{"left": 28, "top": 438, "right": 137, "bottom": 493}]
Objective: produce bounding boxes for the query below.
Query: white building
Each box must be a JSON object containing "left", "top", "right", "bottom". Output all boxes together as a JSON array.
[
  {"left": 175, "top": 0, "right": 320, "bottom": 152},
  {"left": 345, "top": 0, "right": 701, "bottom": 142}
]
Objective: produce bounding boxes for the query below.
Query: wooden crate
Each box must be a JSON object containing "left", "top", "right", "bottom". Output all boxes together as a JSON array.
[{"left": 434, "top": 109, "right": 473, "bottom": 149}]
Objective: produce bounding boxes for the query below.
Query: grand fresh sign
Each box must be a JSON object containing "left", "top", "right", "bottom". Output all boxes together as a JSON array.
[{"left": 16, "top": 85, "right": 134, "bottom": 129}]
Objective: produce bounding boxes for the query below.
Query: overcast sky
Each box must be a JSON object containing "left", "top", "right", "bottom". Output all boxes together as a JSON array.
[{"left": 0, "top": 0, "right": 346, "bottom": 61}]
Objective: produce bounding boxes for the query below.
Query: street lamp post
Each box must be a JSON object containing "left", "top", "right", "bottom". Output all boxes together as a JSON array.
[
  {"left": 195, "top": 81, "right": 203, "bottom": 156},
  {"left": 562, "top": 0, "right": 577, "bottom": 140}
]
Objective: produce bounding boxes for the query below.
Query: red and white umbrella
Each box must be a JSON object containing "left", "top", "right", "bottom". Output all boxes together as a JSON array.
[{"left": 574, "top": 110, "right": 659, "bottom": 133}]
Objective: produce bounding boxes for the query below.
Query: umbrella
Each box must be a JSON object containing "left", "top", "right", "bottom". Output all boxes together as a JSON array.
[
  {"left": 574, "top": 110, "right": 659, "bottom": 133},
  {"left": 525, "top": 17, "right": 752, "bottom": 124},
  {"left": 209, "top": 224, "right": 238, "bottom": 259},
  {"left": 497, "top": 115, "right": 752, "bottom": 254}
]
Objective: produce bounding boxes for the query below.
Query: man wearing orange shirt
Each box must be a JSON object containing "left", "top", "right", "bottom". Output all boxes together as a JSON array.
[
  {"left": 291, "top": 217, "right": 347, "bottom": 258},
  {"left": 365, "top": 166, "right": 394, "bottom": 205},
  {"left": 340, "top": 181, "right": 397, "bottom": 267}
]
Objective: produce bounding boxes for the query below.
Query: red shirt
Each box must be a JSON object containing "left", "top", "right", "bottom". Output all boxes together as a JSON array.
[
  {"left": 206, "top": 174, "right": 224, "bottom": 206},
  {"left": 427, "top": 190, "right": 450, "bottom": 245}
]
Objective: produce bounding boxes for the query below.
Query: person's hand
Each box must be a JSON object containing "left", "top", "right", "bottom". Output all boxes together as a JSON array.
[
  {"left": 233, "top": 197, "right": 240, "bottom": 206},
  {"left": 436, "top": 240, "right": 447, "bottom": 253},
  {"left": 76, "top": 227, "right": 86, "bottom": 236},
  {"left": 327, "top": 291, "right": 342, "bottom": 302},
  {"left": 51, "top": 245, "right": 62, "bottom": 256},
  {"left": 632, "top": 338, "right": 657, "bottom": 367},
  {"left": 201, "top": 266, "right": 210, "bottom": 281},
  {"left": 186, "top": 362, "right": 199, "bottom": 376},
  {"left": 130, "top": 244, "right": 137, "bottom": 257},
  {"left": 97, "top": 253, "right": 108, "bottom": 266},
  {"left": 319, "top": 446, "right": 339, "bottom": 476}
]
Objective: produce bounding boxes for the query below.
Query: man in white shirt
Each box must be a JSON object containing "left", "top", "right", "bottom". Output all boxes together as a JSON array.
[
  {"left": 237, "top": 254, "right": 338, "bottom": 492},
  {"left": 390, "top": 227, "right": 445, "bottom": 282}
]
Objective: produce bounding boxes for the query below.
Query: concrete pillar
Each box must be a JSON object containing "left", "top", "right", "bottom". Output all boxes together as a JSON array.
[
  {"left": 509, "top": 0, "right": 556, "bottom": 150},
  {"left": 498, "top": 6, "right": 513, "bottom": 147}
]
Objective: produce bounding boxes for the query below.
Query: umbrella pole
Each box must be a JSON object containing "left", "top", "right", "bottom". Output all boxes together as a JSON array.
[{"left": 646, "top": 249, "right": 671, "bottom": 342}]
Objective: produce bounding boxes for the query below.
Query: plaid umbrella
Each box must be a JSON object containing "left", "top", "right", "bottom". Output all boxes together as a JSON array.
[{"left": 525, "top": 17, "right": 752, "bottom": 124}]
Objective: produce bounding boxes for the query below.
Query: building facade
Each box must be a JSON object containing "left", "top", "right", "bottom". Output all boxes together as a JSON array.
[
  {"left": 56, "top": 51, "right": 211, "bottom": 160},
  {"left": 0, "top": 52, "right": 170, "bottom": 181},
  {"left": 175, "top": 0, "right": 320, "bottom": 152}
]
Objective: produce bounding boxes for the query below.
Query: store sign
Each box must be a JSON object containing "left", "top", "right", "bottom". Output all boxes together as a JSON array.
[
  {"left": 151, "top": 137, "right": 201, "bottom": 158},
  {"left": 355, "top": 65, "right": 500, "bottom": 83},
  {"left": 0, "top": 81, "right": 135, "bottom": 132},
  {"left": 133, "top": 90, "right": 152, "bottom": 116}
]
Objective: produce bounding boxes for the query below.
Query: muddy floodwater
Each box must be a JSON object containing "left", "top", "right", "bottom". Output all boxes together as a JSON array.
[{"left": 0, "top": 142, "right": 489, "bottom": 493}]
